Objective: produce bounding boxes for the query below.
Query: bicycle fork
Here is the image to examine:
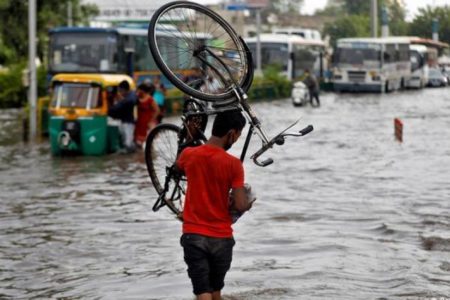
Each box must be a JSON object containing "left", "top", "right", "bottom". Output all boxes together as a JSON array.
[{"left": 152, "top": 166, "right": 183, "bottom": 213}]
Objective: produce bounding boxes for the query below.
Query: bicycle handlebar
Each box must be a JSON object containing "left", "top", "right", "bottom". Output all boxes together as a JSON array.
[
  {"left": 299, "top": 125, "right": 314, "bottom": 136},
  {"left": 251, "top": 124, "right": 314, "bottom": 167}
]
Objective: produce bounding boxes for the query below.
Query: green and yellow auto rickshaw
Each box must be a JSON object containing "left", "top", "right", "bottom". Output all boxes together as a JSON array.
[{"left": 48, "top": 74, "right": 135, "bottom": 155}]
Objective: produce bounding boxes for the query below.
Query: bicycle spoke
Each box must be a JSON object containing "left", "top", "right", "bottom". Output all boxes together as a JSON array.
[{"left": 149, "top": 1, "right": 252, "bottom": 101}]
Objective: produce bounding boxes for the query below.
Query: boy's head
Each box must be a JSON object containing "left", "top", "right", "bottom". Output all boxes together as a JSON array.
[{"left": 212, "top": 110, "right": 246, "bottom": 150}]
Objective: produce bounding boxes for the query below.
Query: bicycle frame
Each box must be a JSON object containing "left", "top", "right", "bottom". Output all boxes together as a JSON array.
[
  {"left": 152, "top": 97, "right": 313, "bottom": 215},
  {"left": 149, "top": 18, "right": 314, "bottom": 214}
]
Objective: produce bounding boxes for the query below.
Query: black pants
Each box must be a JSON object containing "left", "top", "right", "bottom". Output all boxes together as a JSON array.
[
  {"left": 180, "top": 234, "right": 235, "bottom": 295},
  {"left": 309, "top": 90, "right": 320, "bottom": 106}
]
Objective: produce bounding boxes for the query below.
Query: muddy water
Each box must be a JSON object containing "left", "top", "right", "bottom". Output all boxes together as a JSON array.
[{"left": 1, "top": 88, "right": 449, "bottom": 299}]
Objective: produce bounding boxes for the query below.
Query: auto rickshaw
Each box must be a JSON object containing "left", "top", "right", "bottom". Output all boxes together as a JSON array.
[{"left": 48, "top": 74, "right": 135, "bottom": 155}]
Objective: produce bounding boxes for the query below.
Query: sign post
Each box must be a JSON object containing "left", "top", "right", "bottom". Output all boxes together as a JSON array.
[
  {"left": 370, "top": 0, "right": 378, "bottom": 38},
  {"left": 28, "top": 0, "right": 37, "bottom": 141},
  {"left": 227, "top": 0, "right": 268, "bottom": 76}
]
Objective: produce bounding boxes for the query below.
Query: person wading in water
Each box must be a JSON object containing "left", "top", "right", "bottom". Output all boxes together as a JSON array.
[{"left": 176, "top": 110, "right": 254, "bottom": 300}]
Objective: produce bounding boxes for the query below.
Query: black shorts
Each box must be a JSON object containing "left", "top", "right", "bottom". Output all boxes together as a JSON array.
[{"left": 180, "top": 233, "right": 235, "bottom": 295}]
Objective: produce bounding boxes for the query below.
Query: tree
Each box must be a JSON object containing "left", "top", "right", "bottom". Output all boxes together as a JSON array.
[
  {"left": 409, "top": 5, "right": 450, "bottom": 44},
  {"left": 322, "top": 15, "right": 371, "bottom": 47},
  {"left": 320, "top": 0, "right": 409, "bottom": 43},
  {"left": 0, "top": 0, "right": 98, "bottom": 66},
  {"left": 322, "top": 0, "right": 406, "bottom": 18},
  {"left": 385, "top": 0, "right": 409, "bottom": 36}
]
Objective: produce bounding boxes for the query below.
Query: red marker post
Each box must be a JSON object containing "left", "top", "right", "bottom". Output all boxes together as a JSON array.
[{"left": 394, "top": 118, "right": 403, "bottom": 142}]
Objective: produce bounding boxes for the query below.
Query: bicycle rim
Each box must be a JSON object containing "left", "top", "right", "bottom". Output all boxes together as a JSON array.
[
  {"left": 145, "top": 123, "right": 185, "bottom": 215},
  {"left": 148, "top": 1, "right": 251, "bottom": 102}
]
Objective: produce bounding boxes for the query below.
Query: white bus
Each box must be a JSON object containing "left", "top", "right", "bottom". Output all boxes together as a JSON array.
[
  {"left": 245, "top": 34, "right": 327, "bottom": 80},
  {"left": 405, "top": 44, "right": 429, "bottom": 88},
  {"left": 332, "top": 37, "right": 411, "bottom": 92},
  {"left": 272, "top": 27, "right": 322, "bottom": 41}
]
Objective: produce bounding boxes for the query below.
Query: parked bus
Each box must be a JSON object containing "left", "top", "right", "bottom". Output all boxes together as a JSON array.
[
  {"left": 332, "top": 37, "right": 411, "bottom": 92},
  {"left": 244, "top": 34, "right": 327, "bottom": 81},
  {"left": 272, "top": 27, "right": 322, "bottom": 41},
  {"left": 48, "top": 26, "right": 208, "bottom": 87},
  {"left": 405, "top": 44, "right": 429, "bottom": 89}
]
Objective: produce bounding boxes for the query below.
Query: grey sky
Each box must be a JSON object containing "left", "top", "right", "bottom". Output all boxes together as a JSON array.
[
  {"left": 84, "top": 0, "right": 450, "bottom": 22},
  {"left": 193, "top": 0, "right": 449, "bottom": 21}
]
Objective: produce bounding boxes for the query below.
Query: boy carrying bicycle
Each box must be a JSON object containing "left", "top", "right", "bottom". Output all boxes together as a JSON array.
[{"left": 176, "top": 110, "right": 254, "bottom": 300}]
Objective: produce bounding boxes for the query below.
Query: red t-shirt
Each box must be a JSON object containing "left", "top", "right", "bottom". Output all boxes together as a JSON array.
[{"left": 177, "top": 144, "right": 244, "bottom": 238}]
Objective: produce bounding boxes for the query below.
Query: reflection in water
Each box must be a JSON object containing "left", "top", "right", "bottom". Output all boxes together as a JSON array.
[{"left": 1, "top": 88, "right": 450, "bottom": 299}]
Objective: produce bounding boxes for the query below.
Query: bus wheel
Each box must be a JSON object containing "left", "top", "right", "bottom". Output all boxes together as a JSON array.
[{"left": 385, "top": 81, "right": 390, "bottom": 93}]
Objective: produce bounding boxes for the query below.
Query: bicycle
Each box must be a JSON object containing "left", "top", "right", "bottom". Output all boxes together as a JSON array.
[{"left": 145, "top": 1, "right": 313, "bottom": 218}]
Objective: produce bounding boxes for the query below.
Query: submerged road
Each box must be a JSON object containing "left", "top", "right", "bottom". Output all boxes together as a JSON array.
[{"left": 1, "top": 87, "right": 450, "bottom": 299}]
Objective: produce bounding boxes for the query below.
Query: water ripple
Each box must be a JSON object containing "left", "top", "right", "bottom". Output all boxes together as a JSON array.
[{"left": 1, "top": 87, "right": 450, "bottom": 299}]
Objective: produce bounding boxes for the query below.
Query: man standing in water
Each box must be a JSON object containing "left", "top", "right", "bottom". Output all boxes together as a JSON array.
[
  {"left": 108, "top": 80, "right": 137, "bottom": 153},
  {"left": 303, "top": 69, "right": 321, "bottom": 107},
  {"left": 176, "top": 110, "right": 253, "bottom": 300}
]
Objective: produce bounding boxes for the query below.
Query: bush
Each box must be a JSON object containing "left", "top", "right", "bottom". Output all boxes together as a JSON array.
[
  {"left": 0, "top": 64, "right": 48, "bottom": 108},
  {"left": 0, "top": 64, "right": 26, "bottom": 108},
  {"left": 248, "top": 65, "right": 292, "bottom": 99}
]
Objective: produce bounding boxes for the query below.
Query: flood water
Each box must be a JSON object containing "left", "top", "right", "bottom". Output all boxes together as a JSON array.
[{"left": 1, "top": 88, "right": 450, "bottom": 299}]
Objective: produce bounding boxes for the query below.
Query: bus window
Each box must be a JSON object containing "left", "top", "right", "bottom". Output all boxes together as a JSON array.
[
  {"left": 384, "top": 44, "right": 396, "bottom": 63},
  {"left": 248, "top": 43, "right": 289, "bottom": 71},
  {"left": 410, "top": 50, "right": 424, "bottom": 71},
  {"left": 337, "top": 47, "right": 381, "bottom": 67},
  {"left": 133, "top": 35, "right": 158, "bottom": 72},
  {"left": 398, "top": 44, "right": 410, "bottom": 62},
  {"left": 49, "top": 32, "right": 119, "bottom": 74},
  {"left": 293, "top": 45, "right": 316, "bottom": 77}
]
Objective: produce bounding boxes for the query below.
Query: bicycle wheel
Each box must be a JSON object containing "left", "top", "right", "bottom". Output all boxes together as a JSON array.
[
  {"left": 145, "top": 123, "right": 185, "bottom": 215},
  {"left": 148, "top": 1, "right": 253, "bottom": 102}
]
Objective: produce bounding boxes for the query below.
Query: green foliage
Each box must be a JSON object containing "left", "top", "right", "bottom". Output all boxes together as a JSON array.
[
  {"left": 248, "top": 65, "right": 292, "bottom": 99},
  {"left": 0, "top": 64, "right": 48, "bottom": 108},
  {"left": 409, "top": 5, "right": 450, "bottom": 45},
  {"left": 0, "top": 64, "right": 27, "bottom": 108},
  {"left": 323, "top": 15, "right": 371, "bottom": 47},
  {"left": 321, "top": 0, "right": 409, "bottom": 41},
  {"left": 0, "top": 0, "right": 98, "bottom": 66}
]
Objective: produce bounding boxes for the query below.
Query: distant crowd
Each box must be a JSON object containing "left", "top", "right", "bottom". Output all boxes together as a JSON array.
[{"left": 108, "top": 76, "right": 166, "bottom": 153}]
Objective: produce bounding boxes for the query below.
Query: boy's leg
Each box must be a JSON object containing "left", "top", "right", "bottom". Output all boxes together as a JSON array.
[
  {"left": 181, "top": 234, "right": 213, "bottom": 296},
  {"left": 197, "top": 293, "right": 212, "bottom": 300},
  {"left": 209, "top": 237, "right": 235, "bottom": 295}
]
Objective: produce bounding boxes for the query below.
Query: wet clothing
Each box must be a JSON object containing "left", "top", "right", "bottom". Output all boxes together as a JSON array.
[
  {"left": 108, "top": 92, "right": 137, "bottom": 151},
  {"left": 177, "top": 144, "right": 244, "bottom": 238},
  {"left": 134, "top": 96, "right": 158, "bottom": 145},
  {"left": 177, "top": 144, "right": 244, "bottom": 295},
  {"left": 108, "top": 92, "right": 137, "bottom": 124},
  {"left": 303, "top": 73, "right": 321, "bottom": 106},
  {"left": 118, "top": 122, "right": 135, "bottom": 151},
  {"left": 181, "top": 234, "right": 235, "bottom": 295}
]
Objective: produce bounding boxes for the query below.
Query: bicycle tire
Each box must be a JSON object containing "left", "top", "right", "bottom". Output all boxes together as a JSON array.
[
  {"left": 148, "top": 1, "right": 252, "bottom": 102},
  {"left": 145, "top": 123, "right": 185, "bottom": 215}
]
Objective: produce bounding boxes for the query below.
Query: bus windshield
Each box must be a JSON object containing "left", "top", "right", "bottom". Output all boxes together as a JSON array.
[
  {"left": 336, "top": 47, "right": 381, "bottom": 68},
  {"left": 49, "top": 32, "right": 119, "bottom": 73},
  {"left": 52, "top": 83, "right": 101, "bottom": 109},
  {"left": 248, "top": 43, "right": 289, "bottom": 71},
  {"left": 293, "top": 45, "right": 322, "bottom": 77}
]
